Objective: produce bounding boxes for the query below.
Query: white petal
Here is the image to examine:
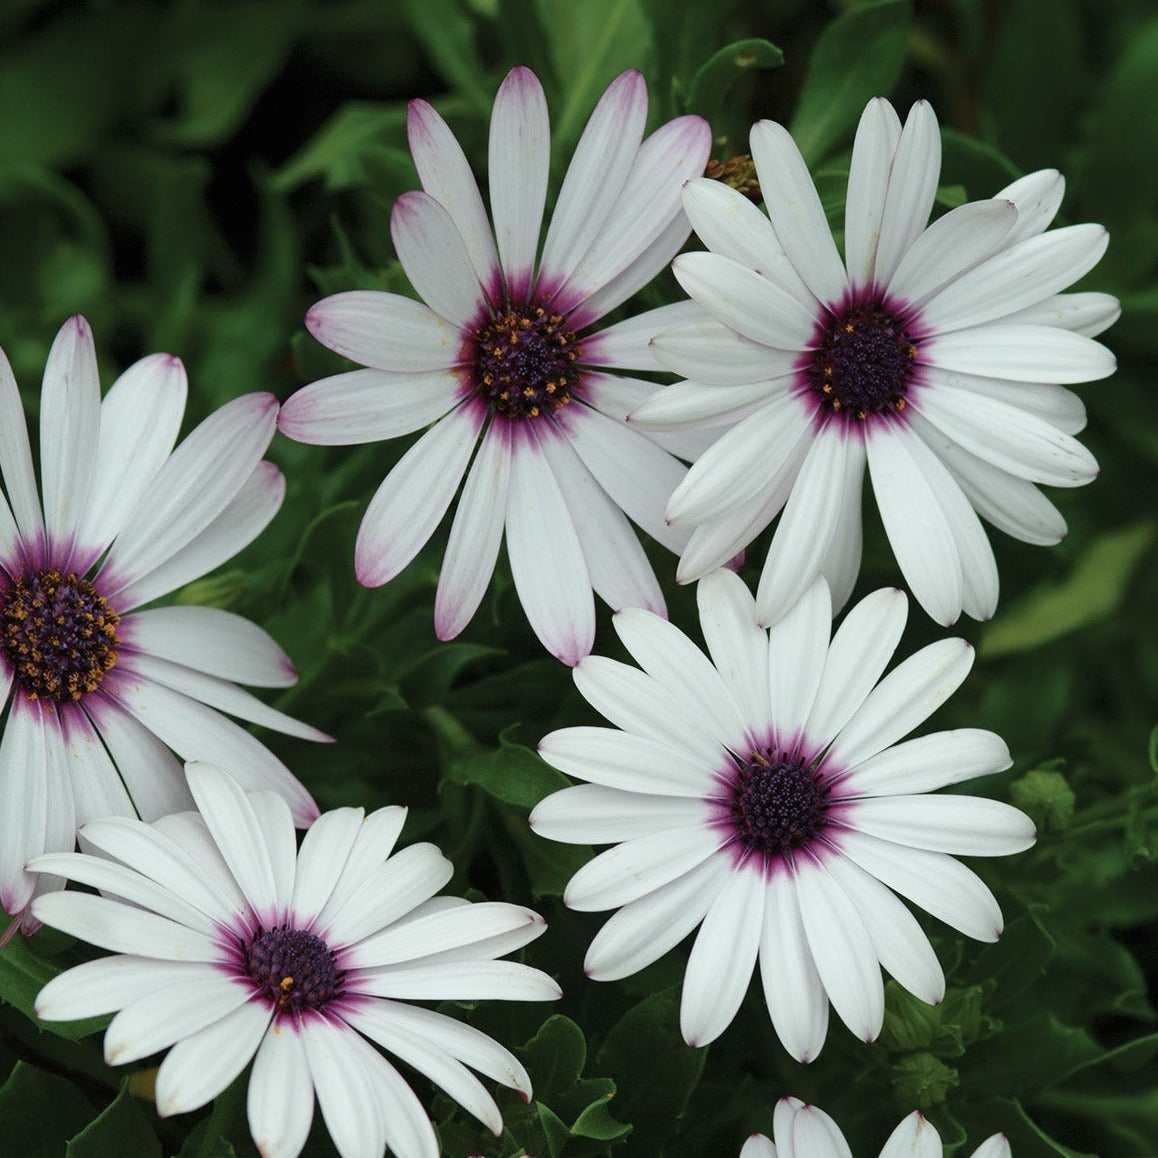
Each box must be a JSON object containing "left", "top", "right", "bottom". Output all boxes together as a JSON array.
[
  {"left": 107, "top": 675, "right": 318, "bottom": 825},
  {"left": 247, "top": 1022, "right": 315, "bottom": 1158},
  {"left": 866, "top": 422, "right": 962, "bottom": 626},
  {"left": 434, "top": 420, "right": 510, "bottom": 640},
  {"left": 672, "top": 251, "right": 816, "bottom": 351},
  {"left": 489, "top": 67, "right": 549, "bottom": 302},
  {"left": 613, "top": 608, "right": 747, "bottom": 748},
  {"left": 312, "top": 806, "right": 408, "bottom": 929},
  {"left": 995, "top": 168, "right": 1065, "bottom": 245},
  {"left": 539, "top": 69, "right": 648, "bottom": 291},
  {"left": 920, "top": 365, "right": 1087, "bottom": 435},
  {"left": 408, "top": 100, "right": 501, "bottom": 293},
  {"left": 354, "top": 408, "right": 482, "bottom": 588},
  {"left": 879, "top": 1112, "right": 943, "bottom": 1158},
  {"left": 749, "top": 120, "right": 848, "bottom": 304},
  {"left": 99, "top": 394, "right": 278, "bottom": 597},
  {"left": 756, "top": 427, "right": 860, "bottom": 625},
  {"left": 827, "top": 637, "right": 973, "bottom": 770},
  {"left": 844, "top": 98, "right": 902, "bottom": 288},
  {"left": 31, "top": 891, "right": 217, "bottom": 960},
  {"left": 305, "top": 290, "right": 464, "bottom": 372},
  {"left": 968, "top": 1135, "right": 1013, "bottom": 1158},
  {"left": 847, "top": 795, "right": 1037, "bottom": 856},
  {"left": 823, "top": 855, "right": 944, "bottom": 1004},
  {"left": 278, "top": 368, "right": 461, "bottom": 445},
  {"left": 538, "top": 427, "right": 665, "bottom": 615},
  {"left": 564, "top": 826, "right": 723, "bottom": 912},
  {"left": 111, "top": 460, "right": 284, "bottom": 612},
  {"left": 185, "top": 763, "right": 279, "bottom": 917},
  {"left": 249, "top": 790, "right": 297, "bottom": 917},
  {"left": 666, "top": 393, "right": 811, "bottom": 525},
  {"left": 873, "top": 102, "right": 941, "bottom": 288},
  {"left": 125, "top": 606, "right": 297, "bottom": 689},
  {"left": 789, "top": 1103, "right": 855, "bottom": 1158},
  {"left": 584, "top": 299, "right": 708, "bottom": 372},
  {"left": 680, "top": 867, "right": 763, "bottom": 1045},
  {"left": 358, "top": 959, "right": 561, "bottom": 1003},
  {"left": 0, "top": 346, "right": 45, "bottom": 549},
  {"left": 697, "top": 568, "right": 773, "bottom": 740},
  {"left": 391, "top": 190, "right": 487, "bottom": 328},
  {"left": 887, "top": 199, "right": 1017, "bottom": 306},
  {"left": 838, "top": 729, "right": 1011, "bottom": 797},
  {"left": 155, "top": 999, "right": 271, "bottom": 1115},
  {"left": 539, "top": 726, "right": 716, "bottom": 797},
  {"left": 530, "top": 783, "right": 710, "bottom": 844},
  {"left": 924, "top": 323, "right": 1116, "bottom": 384},
  {"left": 915, "top": 380, "right": 1098, "bottom": 487},
  {"left": 35, "top": 956, "right": 216, "bottom": 1021},
  {"left": 573, "top": 656, "right": 724, "bottom": 767},
  {"left": 818, "top": 453, "right": 865, "bottom": 613},
  {"left": 836, "top": 828, "right": 1003, "bottom": 941},
  {"left": 648, "top": 317, "right": 798, "bottom": 386},
  {"left": 760, "top": 871, "right": 829, "bottom": 1063},
  {"left": 40, "top": 316, "right": 100, "bottom": 567},
  {"left": 290, "top": 806, "right": 364, "bottom": 927},
  {"left": 794, "top": 858, "right": 883, "bottom": 1042},
  {"left": 921, "top": 224, "right": 1109, "bottom": 333},
  {"left": 0, "top": 696, "right": 48, "bottom": 916},
  {"left": 302, "top": 1019, "right": 390, "bottom": 1158},
  {"left": 56, "top": 706, "right": 133, "bottom": 826},
  {"left": 583, "top": 854, "right": 730, "bottom": 980},
  {"left": 565, "top": 392, "right": 690, "bottom": 554},
  {"left": 79, "top": 353, "right": 187, "bottom": 568},
  {"left": 742, "top": 1135, "right": 777, "bottom": 1158},
  {"left": 767, "top": 578, "right": 831, "bottom": 742},
  {"left": 505, "top": 428, "right": 594, "bottom": 665},
  {"left": 1002, "top": 290, "right": 1120, "bottom": 338}
]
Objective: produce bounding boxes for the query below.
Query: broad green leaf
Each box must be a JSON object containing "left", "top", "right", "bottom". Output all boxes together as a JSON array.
[
  {"left": 940, "top": 127, "right": 1022, "bottom": 199},
  {"left": 402, "top": 0, "right": 492, "bottom": 116},
  {"left": 66, "top": 1085, "right": 161, "bottom": 1158},
  {"left": 1010, "top": 768, "right": 1076, "bottom": 833},
  {"left": 0, "top": 1062, "right": 96, "bottom": 1157},
  {"left": 685, "top": 39, "right": 784, "bottom": 119},
  {"left": 981, "top": 522, "right": 1156, "bottom": 657},
  {"left": 0, "top": 931, "right": 108, "bottom": 1041},
  {"left": 969, "top": 1097, "right": 1098, "bottom": 1158},
  {"left": 790, "top": 0, "right": 912, "bottom": 164},
  {"left": 445, "top": 724, "right": 570, "bottom": 809}
]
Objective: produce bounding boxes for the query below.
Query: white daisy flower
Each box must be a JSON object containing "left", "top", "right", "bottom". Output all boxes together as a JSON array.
[
  {"left": 529, "top": 569, "right": 1035, "bottom": 1060},
  {"left": 630, "top": 97, "right": 1119, "bottom": 626},
  {"left": 0, "top": 317, "right": 324, "bottom": 932},
  {"left": 279, "top": 66, "right": 712, "bottom": 664},
  {"left": 741, "top": 1097, "right": 1011, "bottom": 1158},
  {"left": 31, "top": 762, "right": 560, "bottom": 1158}
]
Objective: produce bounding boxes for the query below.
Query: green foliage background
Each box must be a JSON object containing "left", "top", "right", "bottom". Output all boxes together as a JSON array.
[{"left": 1, "top": 0, "right": 1156, "bottom": 1154}]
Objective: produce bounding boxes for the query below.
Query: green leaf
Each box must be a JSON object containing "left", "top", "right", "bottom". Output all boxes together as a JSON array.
[
  {"left": 981, "top": 522, "right": 1156, "bottom": 657},
  {"left": 1010, "top": 768, "right": 1076, "bottom": 833},
  {"left": 596, "top": 986, "right": 706, "bottom": 1147},
  {"left": 940, "top": 127, "right": 1021, "bottom": 199},
  {"left": 446, "top": 724, "right": 570, "bottom": 810},
  {"left": 968, "top": 908, "right": 1055, "bottom": 1011},
  {"left": 969, "top": 1098, "right": 1098, "bottom": 1158},
  {"left": 790, "top": 0, "right": 912, "bottom": 164},
  {"left": 570, "top": 1093, "right": 630, "bottom": 1142},
  {"left": 0, "top": 1062, "right": 96, "bottom": 1157},
  {"left": 536, "top": 0, "right": 654, "bottom": 151},
  {"left": 685, "top": 38, "right": 784, "bottom": 118},
  {"left": 401, "top": 0, "right": 492, "bottom": 116},
  {"left": 890, "top": 1051, "right": 958, "bottom": 1109},
  {"left": 177, "top": 1121, "right": 238, "bottom": 1158},
  {"left": 272, "top": 102, "right": 414, "bottom": 193},
  {"left": 0, "top": 930, "right": 108, "bottom": 1041},
  {"left": 66, "top": 1085, "right": 161, "bottom": 1158}
]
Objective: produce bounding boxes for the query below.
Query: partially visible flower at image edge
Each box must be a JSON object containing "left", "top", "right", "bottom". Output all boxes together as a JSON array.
[
  {"left": 741, "top": 1096, "right": 1011, "bottom": 1158},
  {"left": 632, "top": 97, "right": 1118, "bottom": 627},
  {"left": 0, "top": 317, "right": 325, "bottom": 933},
  {"left": 31, "top": 762, "right": 560, "bottom": 1158},
  {"left": 279, "top": 66, "right": 712, "bottom": 664},
  {"left": 530, "top": 568, "right": 1035, "bottom": 1060}
]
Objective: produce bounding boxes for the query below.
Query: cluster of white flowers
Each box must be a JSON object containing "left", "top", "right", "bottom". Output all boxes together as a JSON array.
[{"left": 1, "top": 62, "right": 1116, "bottom": 1158}]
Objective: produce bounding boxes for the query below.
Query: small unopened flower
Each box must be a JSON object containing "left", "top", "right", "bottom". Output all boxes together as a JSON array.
[
  {"left": 530, "top": 569, "right": 1034, "bottom": 1060},
  {"left": 280, "top": 67, "right": 712, "bottom": 664},
  {"left": 31, "top": 763, "right": 560, "bottom": 1158},
  {"left": 741, "top": 1097, "right": 1011, "bottom": 1158},
  {"left": 633, "top": 97, "right": 1117, "bottom": 627},
  {"left": 0, "top": 318, "right": 324, "bottom": 931}
]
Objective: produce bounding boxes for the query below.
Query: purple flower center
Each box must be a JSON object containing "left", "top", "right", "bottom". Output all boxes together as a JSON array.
[
  {"left": 729, "top": 749, "right": 827, "bottom": 856},
  {"left": 1, "top": 569, "right": 121, "bottom": 703},
  {"left": 242, "top": 925, "right": 345, "bottom": 1014},
  {"left": 807, "top": 299, "right": 917, "bottom": 422},
  {"left": 470, "top": 302, "right": 583, "bottom": 420}
]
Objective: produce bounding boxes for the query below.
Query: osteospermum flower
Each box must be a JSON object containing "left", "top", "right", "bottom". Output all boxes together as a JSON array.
[
  {"left": 741, "top": 1097, "right": 1011, "bottom": 1158},
  {"left": 279, "top": 66, "right": 712, "bottom": 664},
  {"left": 0, "top": 318, "right": 324, "bottom": 931},
  {"left": 631, "top": 97, "right": 1118, "bottom": 626},
  {"left": 530, "top": 569, "right": 1035, "bottom": 1059},
  {"left": 31, "top": 763, "right": 560, "bottom": 1158}
]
